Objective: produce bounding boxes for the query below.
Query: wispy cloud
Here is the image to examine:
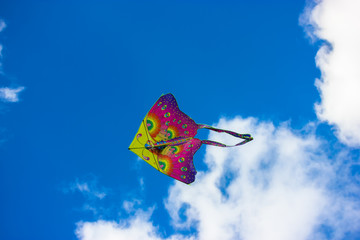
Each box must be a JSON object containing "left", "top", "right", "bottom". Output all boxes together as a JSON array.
[
  {"left": 63, "top": 177, "right": 108, "bottom": 216},
  {"left": 301, "top": 0, "right": 360, "bottom": 147},
  {"left": 122, "top": 199, "right": 143, "bottom": 214},
  {"left": 76, "top": 117, "right": 360, "bottom": 240},
  {"left": 66, "top": 178, "right": 107, "bottom": 200},
  {"left": 0, "top": 87, "right": 25, "bottom": 103},
  {"left": 0, "top": 19, "right": 25, "bottom": 103},
  {"left": 0, "top": 19, "right": 5, "bottom": 74},
  {"left": 0, "top": 19, "right": 6, "bottom": 32}
]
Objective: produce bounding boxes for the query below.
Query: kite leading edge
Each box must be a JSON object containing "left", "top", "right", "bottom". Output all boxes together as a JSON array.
[{"left": 128, "top": 93, "right": 253, "bottom": 184}]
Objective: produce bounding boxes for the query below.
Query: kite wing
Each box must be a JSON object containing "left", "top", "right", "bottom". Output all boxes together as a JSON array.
[
  {"left": 146, "top": 94, "right": 198, "bottom": 142},
  {"left": 128, "top": 119, "right": 161, "bottom": 171},
  {"left": 157, "top": 138, "right": 202, "bottom": 184}
]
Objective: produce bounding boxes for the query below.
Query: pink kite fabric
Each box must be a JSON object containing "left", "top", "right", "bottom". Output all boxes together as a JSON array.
[{"left": 129, "top": 93, "right": 253, "bottom": 184}]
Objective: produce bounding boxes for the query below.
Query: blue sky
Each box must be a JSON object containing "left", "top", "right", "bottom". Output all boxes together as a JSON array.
[{"left": 0, "top": 1, "right": 359, "bottom": 240}]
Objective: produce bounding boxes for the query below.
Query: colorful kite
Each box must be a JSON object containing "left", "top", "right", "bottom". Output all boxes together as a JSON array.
[{"left": 129, "top": 94, "right": 253, "bottom": 184}]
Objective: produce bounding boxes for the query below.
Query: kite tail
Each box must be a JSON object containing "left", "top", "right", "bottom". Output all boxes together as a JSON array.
[{"left": 197, "top": 124, "right": 253, "bottom": 147}]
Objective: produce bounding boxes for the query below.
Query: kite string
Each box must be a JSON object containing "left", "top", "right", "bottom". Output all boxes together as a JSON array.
[{"left": 197, "top": 124, "right": 253, "bottom": 147}]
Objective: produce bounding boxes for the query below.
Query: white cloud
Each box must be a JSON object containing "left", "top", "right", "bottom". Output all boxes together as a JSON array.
[
  {"left": 123, "top": 199, "right": 142, "bottom": 214},
  {"left": 0, "top": 20, "right": 5, "bottom": 32},
  {"left": 63, "top": 178, "right": 108, "bottom": 216},
  {"left": 76, "top": 182, "right": 90, "bottom": 193},
  {"left": 68, "top": 178, "right": 107, "bottom": 200},
  {"left": 0, "top": 87, "right": 25, "bottom": 102},
  {"left": 76, "top": 208, "right": 195, "bottom": 240},
  {"left": 0, "top": 19, "right": 25, "bottom": 94},
  {"left": 301, "top": 0, "right": 360, "bottom": 147},
  {"left": 0, "top": 19, "right": 6, "bottom": 32},
  {"left": 76, "top": 117, "right": 360, "bottom": 240},
  {"left": 165, "top": 117, "right": 360, "bottom": 240}
]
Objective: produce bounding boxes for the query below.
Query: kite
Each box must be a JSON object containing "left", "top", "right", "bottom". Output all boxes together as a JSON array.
[{"left": 129, "top": 93, "right": 253, "bottom": 184}]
